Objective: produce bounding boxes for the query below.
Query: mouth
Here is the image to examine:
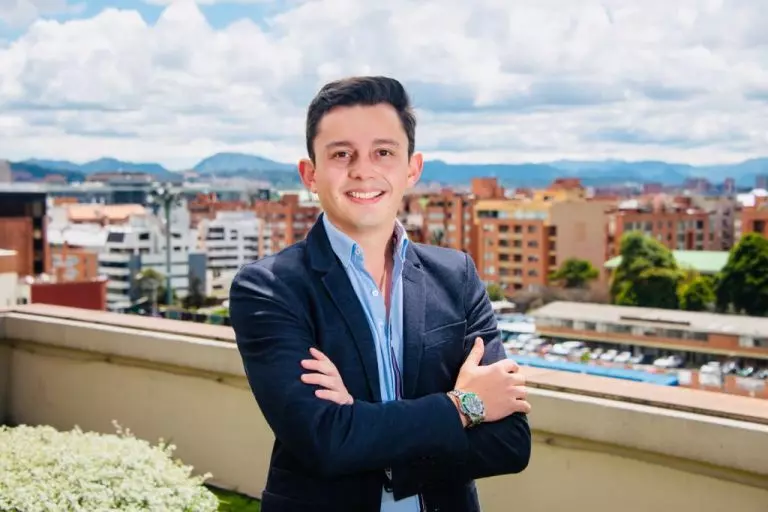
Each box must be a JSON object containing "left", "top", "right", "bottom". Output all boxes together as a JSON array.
[{"left": 345, "top": 190, "right": 386, "bottom": 204}]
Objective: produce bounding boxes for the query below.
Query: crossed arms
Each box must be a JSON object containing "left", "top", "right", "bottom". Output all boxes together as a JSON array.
[{"left": 229, "top": 254, "right": 531, "bottom": 492}]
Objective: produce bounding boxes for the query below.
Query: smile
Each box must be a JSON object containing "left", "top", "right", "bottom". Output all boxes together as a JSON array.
[{"left": 346, "top": 191, "right": 385, "bottom": 200}]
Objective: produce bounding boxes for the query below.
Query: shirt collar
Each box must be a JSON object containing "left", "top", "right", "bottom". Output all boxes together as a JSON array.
[{"left": 322, "top": 212, "right": 409, "bottom": 268}]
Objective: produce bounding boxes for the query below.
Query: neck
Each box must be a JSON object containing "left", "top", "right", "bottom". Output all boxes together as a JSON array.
[
  {"left": 327, "top": 214, "right": 397, "bottom": 271},
  {"left": 351, "top": 225, "right": 395, "bottom": 269}
]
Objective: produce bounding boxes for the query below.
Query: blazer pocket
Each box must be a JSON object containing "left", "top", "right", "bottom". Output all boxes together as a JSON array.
[{"left": 423, "top": 320, "right": 466, "bottom": 350}]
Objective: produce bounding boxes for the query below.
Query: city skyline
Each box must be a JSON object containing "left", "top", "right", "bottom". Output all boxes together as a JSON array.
[{"left": 1, "top": 0, "right": 767, "bottom": 168}]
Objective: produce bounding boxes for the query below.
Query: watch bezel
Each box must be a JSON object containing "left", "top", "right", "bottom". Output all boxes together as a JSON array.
[{"left": 450, "top": 389, "right": 485, "bottom": 426}]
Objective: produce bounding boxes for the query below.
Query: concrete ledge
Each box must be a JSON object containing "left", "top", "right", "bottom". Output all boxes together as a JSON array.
[
  {"left": 528, "top": 387, "right": 768, "bottom": 484},
  {"left": 2, "top": 312, "right": 245, "bottom": 379}
]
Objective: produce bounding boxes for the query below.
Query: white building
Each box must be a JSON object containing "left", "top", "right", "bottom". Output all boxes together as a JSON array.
[
  {"left": 196, "top": 211, "right": 265, "bottom": 300},
  {"left": 197, "top": 210, "right": 262, "bottom": 273},
  {"left": 47, "top": 202, "right": 204, "bottom": 312},
  {"left": 0, "top": 250, "right": 18, "bottom": 308}
]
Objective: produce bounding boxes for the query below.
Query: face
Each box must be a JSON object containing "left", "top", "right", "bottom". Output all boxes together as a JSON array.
[{"left": 298, "top": 103, "right": 423, "bottom": 239}]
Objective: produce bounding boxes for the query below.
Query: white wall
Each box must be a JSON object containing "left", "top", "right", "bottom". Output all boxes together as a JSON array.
[{"left": 0, "top": 272, "right": 18, "bottom": 308}]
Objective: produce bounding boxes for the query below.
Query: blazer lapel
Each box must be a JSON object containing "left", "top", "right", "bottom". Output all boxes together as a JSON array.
[
  {"left": 401, "top": 251, "right": 425, "bottom": 398},
  {"left": 306, "top": 217, "right": 381, "bottom": 402},
  {"left": 321, "top": 266, "right": 382, "bottom": 402}
]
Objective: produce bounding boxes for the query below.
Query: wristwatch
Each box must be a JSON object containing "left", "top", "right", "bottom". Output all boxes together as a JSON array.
[{"left": 448, "top": 389, "right": 485, "bottom": 427}]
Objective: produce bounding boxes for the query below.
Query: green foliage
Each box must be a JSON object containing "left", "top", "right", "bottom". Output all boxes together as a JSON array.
[
  {"left": 715, "top": 233, "right": 768, "bottom": 315},
  {"left": 183, "top": 274, "right": 207, "bottom": 310},
  {"left": 610, "top": 231, "right": 683, "bottom": 309},
  {"left": 548, "top": 258, "right": 599, "bottom": 288},
  {"left": 209, "top": 487, "right": 261, "bottom": 511},
  {"left": 485, "top": 283, "right": 505, "bottom": 301},
  {"left": 679, "top": 275, "right": 715, "bottom": 311}
]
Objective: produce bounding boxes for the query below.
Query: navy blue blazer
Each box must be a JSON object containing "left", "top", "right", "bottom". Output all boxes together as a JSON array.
[{"left": 229, "top": 218, "right": 531, "bottom": 512}]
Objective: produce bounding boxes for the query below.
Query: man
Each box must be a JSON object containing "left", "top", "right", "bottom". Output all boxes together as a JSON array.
[{"left": 229, "top": 76, "right": 531, "bottom": 512}]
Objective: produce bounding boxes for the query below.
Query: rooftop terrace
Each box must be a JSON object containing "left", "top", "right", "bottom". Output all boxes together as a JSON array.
[{"left": 1, "top": 304, "right": 767, "bottom": 511}]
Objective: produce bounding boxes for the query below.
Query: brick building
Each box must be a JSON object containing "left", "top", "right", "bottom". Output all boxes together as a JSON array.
[
  {"left": 0, "top": 191, "right": 48, "bottom": 277},
  {"left": 472, "top": 178, "right": 607, "bottom": 292},
  {"left": 737, "top": 194, "right": 768, "bottom": 241},
  {"left": 606, "top": 195, "right": 714, "bottom": 258},
  {"left": 251, "top": 193, "right": 321, "bottom": 254}
]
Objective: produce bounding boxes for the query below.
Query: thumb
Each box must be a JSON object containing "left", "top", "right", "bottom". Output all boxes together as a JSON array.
[{"left": 463, "top": 337, "right": 485, "bottom": 367}]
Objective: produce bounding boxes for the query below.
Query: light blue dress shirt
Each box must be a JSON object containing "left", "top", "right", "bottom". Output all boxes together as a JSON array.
[{"left": 322, "top": 213, "right": 422, "bottom": 512}]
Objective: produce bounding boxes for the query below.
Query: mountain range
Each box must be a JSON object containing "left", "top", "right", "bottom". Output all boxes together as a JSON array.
[{"left": 6, "top": 152, "right": 768, "bottom": 189}]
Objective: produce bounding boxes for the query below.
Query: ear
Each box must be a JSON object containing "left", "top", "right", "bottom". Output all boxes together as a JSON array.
[
  {"left": 406, "top": 152, "right": 424, "bottom": 188},
  {"left": 298, "top": 158, "right": 318, "bottom": 193}
]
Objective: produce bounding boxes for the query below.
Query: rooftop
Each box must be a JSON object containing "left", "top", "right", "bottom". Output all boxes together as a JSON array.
[
  {"left": 531, "top": 301, "right": 768, "bottom": 338},
  {"left": 2, "top": 305, "right": 767, "bottom": 511},
  {"left": 604, "top": 250, "right": 730, "bottom": 275},
  {"left": 66, "top": 203, "right": 147, "bottom": 223}
]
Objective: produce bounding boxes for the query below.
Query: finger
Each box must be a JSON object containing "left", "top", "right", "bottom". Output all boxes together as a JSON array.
[
  {"left": 513, "top": 399, "right": 532, "bottom": 414},
  {"left": 309, "top": 347, "right": 331, "bottom": 362},
  {"left": 301, "top": 372, "right": 340, "bottom": 390},
  {"left": 463, "top": 337, "right": 485, "bottom": 367},
  {"left": 511, "top": 386, "right": 527, "bottom": 401},
  {"left": 301, "top": 359, "right": 338, "bottom": 376},
  {"left": 495, "top": 359, "right": 520, "bottom": 373},
  {"left": 315, "top": 389, "right": 353, "bottom": 405}
]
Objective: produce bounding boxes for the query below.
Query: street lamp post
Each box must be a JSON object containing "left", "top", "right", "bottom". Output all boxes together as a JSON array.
[{"left": 148, "top": 182, "right": 182, "bottom": 307}]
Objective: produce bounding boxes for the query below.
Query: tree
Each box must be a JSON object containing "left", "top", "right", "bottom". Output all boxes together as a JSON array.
[
  {"left": 679, "top": 275, "right": 715, "bottom": 311},
  {"left": 609, "top": 231, "right": 683, "bottom": 309},
  {"left": 136, "top": 268, "right": 177, "bottom": 309},
  {"left": 486, "top": 283, "right": 504, "bottom": 301},
  {"left": 182, "top": 274, "right": 206, "bottom": 310},
  {"left": 548, "top": 258, "right": 599, "bottom": 289},
  {"left": 715, "top": 233, "right": 768, "bottom": 315}
]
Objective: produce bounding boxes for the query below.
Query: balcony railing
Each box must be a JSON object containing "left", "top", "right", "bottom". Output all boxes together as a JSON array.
[{"left": 1, "top": 304, "right": 767, "bottom": 511}]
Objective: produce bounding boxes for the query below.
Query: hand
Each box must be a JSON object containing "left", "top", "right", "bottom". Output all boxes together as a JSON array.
[
  {"left": 300, "top": 347, "right": 354, "bottom": 405},
  {"left": 452, "top": 337, "right": 530, "bottom": 424}
]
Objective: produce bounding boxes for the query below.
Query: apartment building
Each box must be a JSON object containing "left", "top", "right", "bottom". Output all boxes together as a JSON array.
[
  {"left": 188, "top": 192, "right": 250, "bottom": 229},
  {"left": 0, "top": 191, "right": 48, "bottom": 277},
  {"left": 691, "top": 195, "right": 737, "bottom": 250},
  {"left": 736, "top": 191, "right": 768, "bottom": 242},
  {"left": 473, "top": 178, "right": 606, "bottom": 291},
  {"left": 196, "top": 211, "right": 263, "bottom": 299},
  {"left": 399, "top": 178, "right": 505, "bottom": 252},
  {"left": 48, "top": 201, "right": 204, "bottom": 311},
  {"left": 252, "top": 193, "right": 320, "bottom": 253},
  {"left": 606, "top": 195, "right": 714, "bottom": 258}
]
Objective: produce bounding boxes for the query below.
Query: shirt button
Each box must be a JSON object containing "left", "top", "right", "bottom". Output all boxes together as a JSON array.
[{"left": 372, "top": 289, "right": 379, "bottom": 297}]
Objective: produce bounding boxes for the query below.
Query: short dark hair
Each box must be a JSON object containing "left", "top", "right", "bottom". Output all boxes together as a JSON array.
[{"left": 305, "top": 76, "right": 416, "bottom": 163}]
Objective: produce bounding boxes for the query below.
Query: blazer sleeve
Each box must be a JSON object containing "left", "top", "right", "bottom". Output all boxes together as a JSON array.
[
  {"left": 391, "top": 253, "right": 531, "bottom": 499},
  {"left": 229, "top": 262, "right": 472, "bottom": 479}
]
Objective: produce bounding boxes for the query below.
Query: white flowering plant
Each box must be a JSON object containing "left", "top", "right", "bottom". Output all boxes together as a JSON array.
[{"left": 0, "top": 421, "right": 219, "bottom": 512}]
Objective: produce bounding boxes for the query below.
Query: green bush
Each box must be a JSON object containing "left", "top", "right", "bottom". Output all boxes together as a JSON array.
[{"left": 0, "top": 422, "right": 219, "bottom": 512}]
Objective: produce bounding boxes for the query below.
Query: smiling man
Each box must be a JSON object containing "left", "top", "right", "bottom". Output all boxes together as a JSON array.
[{"left": 229, "top": 76, "right": 531, "bottom": 512}]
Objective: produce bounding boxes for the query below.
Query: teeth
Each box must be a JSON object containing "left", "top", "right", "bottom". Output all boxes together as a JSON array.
[{"left": 348, "top": 191, "right": 382, "bottom": 199}]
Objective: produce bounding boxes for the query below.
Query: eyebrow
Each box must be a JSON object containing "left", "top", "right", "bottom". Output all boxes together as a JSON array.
[{"left": 324, "top": 139, "right": 401, "bottom": 150}]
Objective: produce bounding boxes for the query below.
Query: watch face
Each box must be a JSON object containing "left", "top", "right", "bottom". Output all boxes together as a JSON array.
[{"left": 464, "top": 394, "right": 484, "bottom": 416}]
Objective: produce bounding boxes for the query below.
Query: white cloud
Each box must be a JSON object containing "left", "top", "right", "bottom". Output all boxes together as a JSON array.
[
  {"left": 0, "top": 0, "right": 83, "bottom": 27},
  {"left": 0, "top": 0, "right": 766, "bottom": 169}
]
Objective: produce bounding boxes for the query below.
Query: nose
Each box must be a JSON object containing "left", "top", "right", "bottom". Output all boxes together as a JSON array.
[{"left": 348, "top": 154, "right": 378, "bottom": 180}]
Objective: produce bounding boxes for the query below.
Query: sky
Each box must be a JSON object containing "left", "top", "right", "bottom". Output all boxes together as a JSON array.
[{"left": 0, "top": 0, "right": 766, "bottom": 171}]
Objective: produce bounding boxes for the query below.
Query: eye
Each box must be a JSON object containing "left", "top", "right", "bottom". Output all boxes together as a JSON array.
[
  {"left": 376, "top": 148, "right": 393, "bottom": 157},
  {"left": 332, "top": 150, "right": 351, "bottom": 159}
]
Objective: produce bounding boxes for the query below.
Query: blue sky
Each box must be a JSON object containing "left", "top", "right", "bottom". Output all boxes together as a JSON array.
[{"left": 0, "top": 0, "right": 766, "bottom": 170}]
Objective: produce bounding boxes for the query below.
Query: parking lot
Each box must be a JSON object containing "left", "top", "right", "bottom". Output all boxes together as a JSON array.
[{"left": 496, "top": 314, "right": 768, "bottom": 399}]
